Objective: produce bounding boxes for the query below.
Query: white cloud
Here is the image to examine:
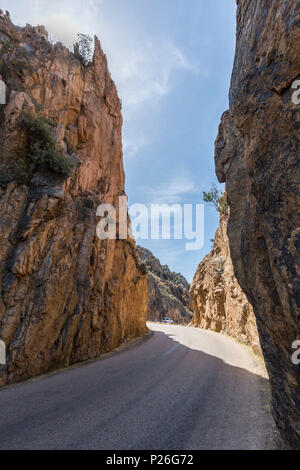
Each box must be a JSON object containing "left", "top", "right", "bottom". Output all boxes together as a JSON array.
[
  {"left": 39, "top": 14, "right": 78, "bottom": 47},
  {"left": 4, "top": 0, "right": 201, "bottom": 156},
  {"left": 141, "top": 176, "right": 196, "bottom": 204},
  {"left": 4, "top": 0, "right": 100, "bottom": 43},
  {"left": 115, "top": 41, "right": 199, "bottom": 108},
  {"left": 123, "top": 135, "right": 150, "bottom": 159},
  {"left": 154, "top": 247, "right": 184, "bottom": 265}
]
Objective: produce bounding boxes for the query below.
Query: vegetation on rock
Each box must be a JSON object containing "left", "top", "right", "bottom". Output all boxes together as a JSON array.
[
  {"left": 20, "top": 113, "right": 73, "bottom": 177},
  {"left": 0, "top": 11, "right": 148, "bottom": 388},
  {"left": 203, "top": 184, "right": 228, "bottom": 214},
  {"left": 73, "top": 33, "right": 93, "bottom": 66}
]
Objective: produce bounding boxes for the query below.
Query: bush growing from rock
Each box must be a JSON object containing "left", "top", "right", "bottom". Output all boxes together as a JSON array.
[{"left": 20, "top": 113, "right": 73, "bottom": 177}]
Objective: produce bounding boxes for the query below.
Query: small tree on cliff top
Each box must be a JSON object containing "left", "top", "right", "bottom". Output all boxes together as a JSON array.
[
  {"left": 74, "top": 33, "right": 93, "bottom": 66},
  {"left": 203, "top": 184, "right": 228, "bottom": 215}
]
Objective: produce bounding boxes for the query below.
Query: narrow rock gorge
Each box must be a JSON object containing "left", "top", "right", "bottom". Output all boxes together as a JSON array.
[
  {"left": 137, "top": 245, "right": 193, "bottom": 324},
  {"left": 190, "top": 210, "right": 261, "bottom": 356},
  {"left": 0, "top": 11, "right": 148, "bottom": 386},
  {"left": 215, "top": 0, "right": 300, "bottom": 448}
]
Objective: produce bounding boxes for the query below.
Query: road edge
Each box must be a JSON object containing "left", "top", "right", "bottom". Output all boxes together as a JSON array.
[{"left": 0, "top": 328, "right": 154, "bottom": 391}]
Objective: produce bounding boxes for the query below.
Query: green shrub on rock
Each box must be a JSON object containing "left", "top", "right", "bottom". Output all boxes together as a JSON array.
[
  {"left": 20, "top": 113, "right": 73, "bottom": 177},
  {"left": 203, "top": 184, "right": 228, "bottom": 215}
]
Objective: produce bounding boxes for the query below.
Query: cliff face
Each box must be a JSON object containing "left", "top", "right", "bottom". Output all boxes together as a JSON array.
[
  {"left": 215, "top": 0, "right": 300, "bottom": 448},
  {"left": 136, "top": 246, "right": 193, "bottom": 324},
  {"left": 190, "top": 211, "right": 261, "bottom": 355},
  {"left": 0, "top": 11, "right": 148, "bottom": 386}
]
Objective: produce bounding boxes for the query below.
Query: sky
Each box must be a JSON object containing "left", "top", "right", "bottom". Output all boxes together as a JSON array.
[{"left": 3, "top": 0, "right": 237, "bottom": 282}]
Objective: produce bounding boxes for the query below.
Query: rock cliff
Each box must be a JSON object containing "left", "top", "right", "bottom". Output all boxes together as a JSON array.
[
  {"left": 190, "top": 211, "right": 261, "bottom": 355},
  {"left": 137, "top": 246, "right": 193, "bottom": 324},
  {"left": 0, "top": 11, "right": 148, "bottom": 386},
  {"left": 215, "top": 0, "right": 300, "bottom": 448}
]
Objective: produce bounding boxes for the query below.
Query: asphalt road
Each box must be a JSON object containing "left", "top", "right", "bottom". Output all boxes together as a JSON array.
[{"left": 0, "top": 323, "right": 280, "bottom": 450}]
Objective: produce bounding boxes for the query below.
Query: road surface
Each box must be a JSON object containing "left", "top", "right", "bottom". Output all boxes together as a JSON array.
[{"left": 0, "top": 323, "right": 280, "bottom": 450}]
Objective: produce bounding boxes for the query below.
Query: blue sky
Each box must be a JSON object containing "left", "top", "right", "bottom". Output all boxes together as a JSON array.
[{"left": 5, "top": 0, "right": 237, "bottom": 282}]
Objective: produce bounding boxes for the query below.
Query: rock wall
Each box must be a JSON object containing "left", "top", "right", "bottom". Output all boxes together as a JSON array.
[
  {"left": 0, "top": 12, "right": 148, "bottom": 386},
  {"left": 215, "top": 0, "right": 300, "bottom": 448},
  {"left": 190, "top": 211, "right": 261, "bottom": 355},
  {"left": 137, "top": 246, "right": 193, "bottom": 324}
]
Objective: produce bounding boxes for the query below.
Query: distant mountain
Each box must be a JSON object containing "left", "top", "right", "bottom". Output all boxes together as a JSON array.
[{"left": 136, "top": 246, "right": 193, "bottom": 324}]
